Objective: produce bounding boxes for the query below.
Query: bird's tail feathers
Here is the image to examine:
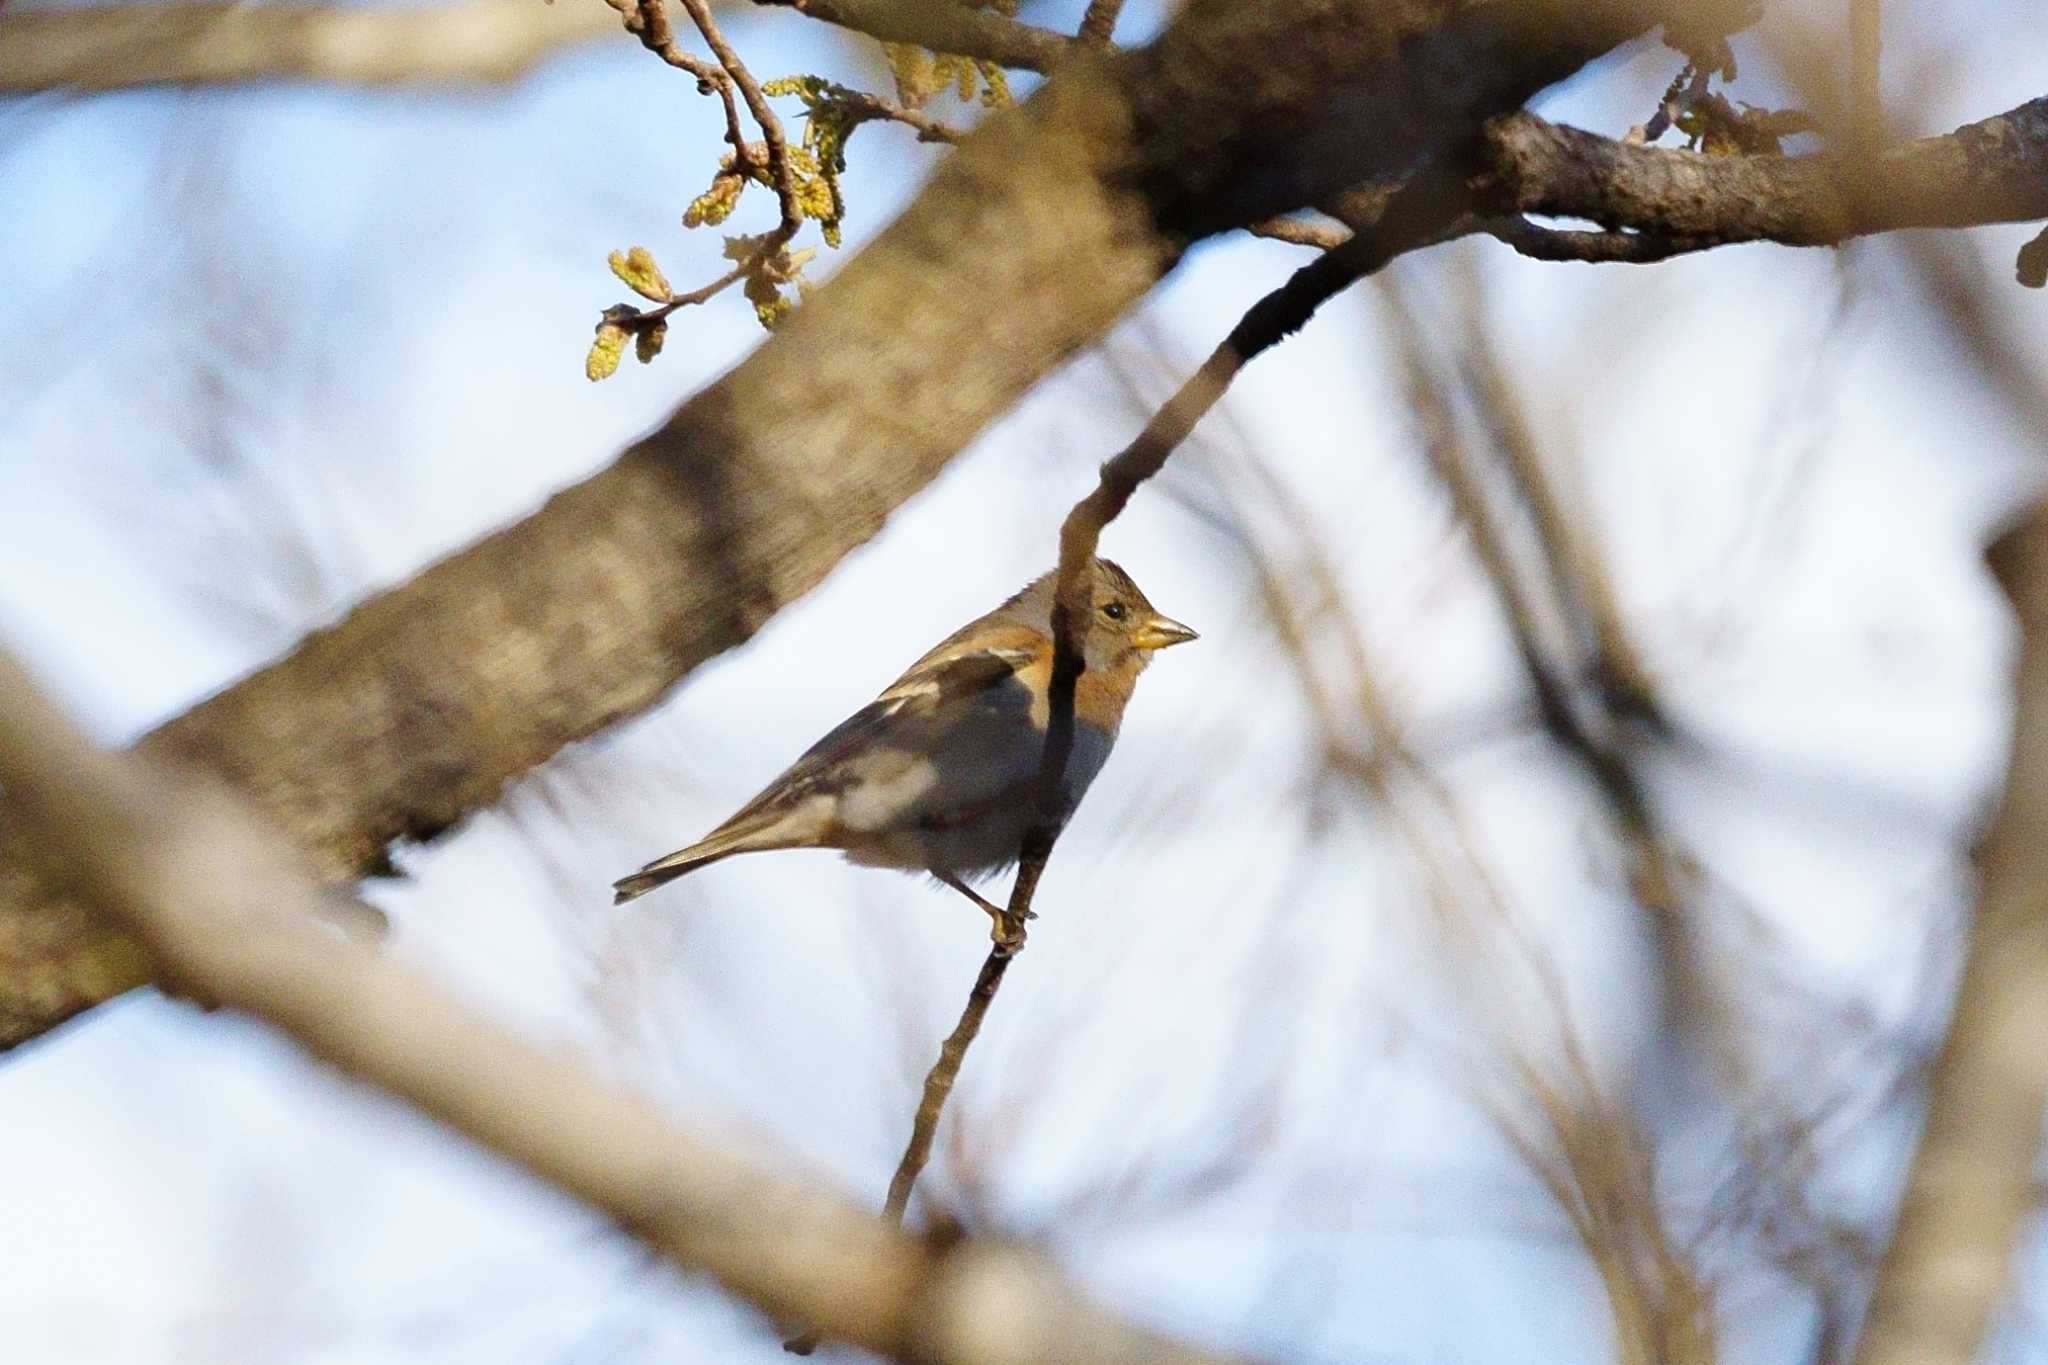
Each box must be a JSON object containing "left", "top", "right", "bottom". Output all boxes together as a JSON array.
[
  {"left": 611, "top": 811, "right": 807, "bottom": 905},
  {"left": 611, "top": 846, "right": 735, "bottom": 905}
]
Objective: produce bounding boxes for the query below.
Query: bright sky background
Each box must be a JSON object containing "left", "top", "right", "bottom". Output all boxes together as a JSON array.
[{"left": 3, "top": 2, "right": 2047, "bottom": 1362}]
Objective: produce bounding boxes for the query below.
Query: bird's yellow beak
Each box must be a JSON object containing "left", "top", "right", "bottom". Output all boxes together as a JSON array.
[{"left": 1133, "top": 614, "right": 1199, "bottom": 651}]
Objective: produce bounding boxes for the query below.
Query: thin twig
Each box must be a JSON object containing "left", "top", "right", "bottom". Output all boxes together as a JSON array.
[
  {"left": 883, "top": 951, "right": 1011, "bottom": 1222},
  {"left": 806, "top": 79, "right": 967, "bottom": 143},
  {"left": 1034, "top": 164, "right": 1476, "bottom": 922},
  {"left": 1448, "top": 264, "right": 1666, "bottom": 726},
  {"left": 1263, "top": 207, "right": 1706, "bottom": 266},
  {"left": 606, "top": 0, "right": 727, "bottom": 93},
  {"left": 1077, "top": 0, "right": 1125, "bottom": 48},
  {"left": 677, "top": 0, "right": 803, "bottom": 237},
  {"left": 1378, "top": 278, "right": 1657, "bottom": 851},
  {"left": 784, "top": 942, "right": 1014, "bottom": 1354},
  {"left": 606, "top": 0, "right": 807, "bottom": 316},
  {"left": 644, "top": 263, "right": 753, "bottom": 320}
]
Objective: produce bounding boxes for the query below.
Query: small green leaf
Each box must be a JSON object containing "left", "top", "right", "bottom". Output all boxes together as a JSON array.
[
  {"left": 977, "top": 61, "right": 1011, "bottom": 108},
  {"left": 586, "top": 322, "right": 630, "bottom": 382},
  {"left": 608, "top": 246, "right": 672, "bottom": 302},
  {"left": 685, "top": 171, "right": 744, "bottom": 228}
]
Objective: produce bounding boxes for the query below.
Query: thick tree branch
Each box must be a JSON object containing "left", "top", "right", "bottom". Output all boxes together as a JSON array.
[
  {"left": 0, "top": 648, "right": 1235, "bottom": 1365},
  {"left": 1282, "top": 98, "right": 2048, "bottom": 269},
  {"left": 1850, "top": 512, "right": 2048, "bottom": 1365},
  {"left": 0, "top": 1, "right": 1706, "bottom": 1051},
  {"left": 1480, "top": 98, "right": 2048, "bottom": 251},
  {"left": 0, "top": 0, "right": 625, "bottom": 92},
  {"left": 1113, "top": 0, "right": 1680, "bottom": 240}
]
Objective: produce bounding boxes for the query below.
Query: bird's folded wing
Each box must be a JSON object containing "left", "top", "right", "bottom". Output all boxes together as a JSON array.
[{"left": 722, "top": 635, "right": 1051, "bottom": 833}]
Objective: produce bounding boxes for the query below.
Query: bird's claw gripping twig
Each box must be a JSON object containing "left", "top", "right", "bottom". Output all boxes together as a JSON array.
[{"left": 991, "top": 911, "right": 1030, "bottom": 955}]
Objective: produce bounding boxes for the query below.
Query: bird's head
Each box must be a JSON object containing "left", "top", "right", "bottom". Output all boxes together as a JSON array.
[{"left": 1071, "top": 557, "right": 1198, "bottom": 674}]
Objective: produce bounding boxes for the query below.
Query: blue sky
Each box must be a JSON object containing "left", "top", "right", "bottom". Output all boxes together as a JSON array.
[{"left": 3, "top": 3, "right": 2047, "bottom": 1361}]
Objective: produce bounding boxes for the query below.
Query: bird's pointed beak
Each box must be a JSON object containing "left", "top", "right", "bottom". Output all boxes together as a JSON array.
[{"left": 1134, "top": 613, "right": 1199, "bottom": 651}]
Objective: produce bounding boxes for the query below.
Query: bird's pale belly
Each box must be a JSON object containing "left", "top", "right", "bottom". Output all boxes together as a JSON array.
[
  {"left": 840, "top": 795, "right": 1036, "bottom": 878},
  {"left": 837, "top": 721, "right": 1116, "bottom": 880}
]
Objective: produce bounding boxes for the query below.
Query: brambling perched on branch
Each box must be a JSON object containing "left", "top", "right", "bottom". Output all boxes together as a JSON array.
[{"left": 612, "top": 559, "right": 1196, "bottom": 940}]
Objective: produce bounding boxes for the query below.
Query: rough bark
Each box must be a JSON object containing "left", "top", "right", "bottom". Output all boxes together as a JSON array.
[{"left": 1483, "top": 97, "right": 2048, "bottom": 249}]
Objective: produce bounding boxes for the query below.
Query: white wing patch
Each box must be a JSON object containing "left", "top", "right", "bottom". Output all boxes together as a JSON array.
[{"left": 837, "top": 754, "right": 941, "bottom": 832}]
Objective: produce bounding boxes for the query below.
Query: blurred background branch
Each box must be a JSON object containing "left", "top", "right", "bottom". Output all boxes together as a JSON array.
[
  {"left": 750, "top": 0, "right": 1077, "bottom": 73},
  {"left": 1852, "top": 509, "right": 2048, "bottom": 1365},
  {"left": 0, "top": 0, "right": 632, "bottom": 92}
]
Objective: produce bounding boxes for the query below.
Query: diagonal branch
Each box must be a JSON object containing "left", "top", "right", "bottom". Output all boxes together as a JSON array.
[
  {"left": 1446, "top": 268, "right": 1664, "bottom": 725},
  {"left": 1077, "top": 0, "right": 1126, "bottom": 49},
  {"left": 0, "top": 0, "right": 624, "bottom": 91}
]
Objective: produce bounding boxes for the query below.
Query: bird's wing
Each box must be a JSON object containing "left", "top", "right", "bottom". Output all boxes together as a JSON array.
[
  {"left": 720, "top": 632, "right": 1051, "bottom": 836},
  {"left": 614, "top": 630, "right": 1052, "bottom": 901}
]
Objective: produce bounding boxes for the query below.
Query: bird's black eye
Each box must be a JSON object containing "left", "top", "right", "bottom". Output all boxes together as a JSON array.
[{"left": 1101, "top": 601, "right": 1128, "bottom": 621}]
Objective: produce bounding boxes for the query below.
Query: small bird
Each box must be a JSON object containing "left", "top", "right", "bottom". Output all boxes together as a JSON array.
[{"left": 612, "top": 558, "right": 1196, "bottom": 943}]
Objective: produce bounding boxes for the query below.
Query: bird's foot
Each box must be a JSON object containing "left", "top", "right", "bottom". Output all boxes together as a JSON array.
[
  {"left": 935, "top": 868, "right": 1034, "bottom": 945},
  {"left": 990, "top": 911, "right": 1030, "bottom": 956}
]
